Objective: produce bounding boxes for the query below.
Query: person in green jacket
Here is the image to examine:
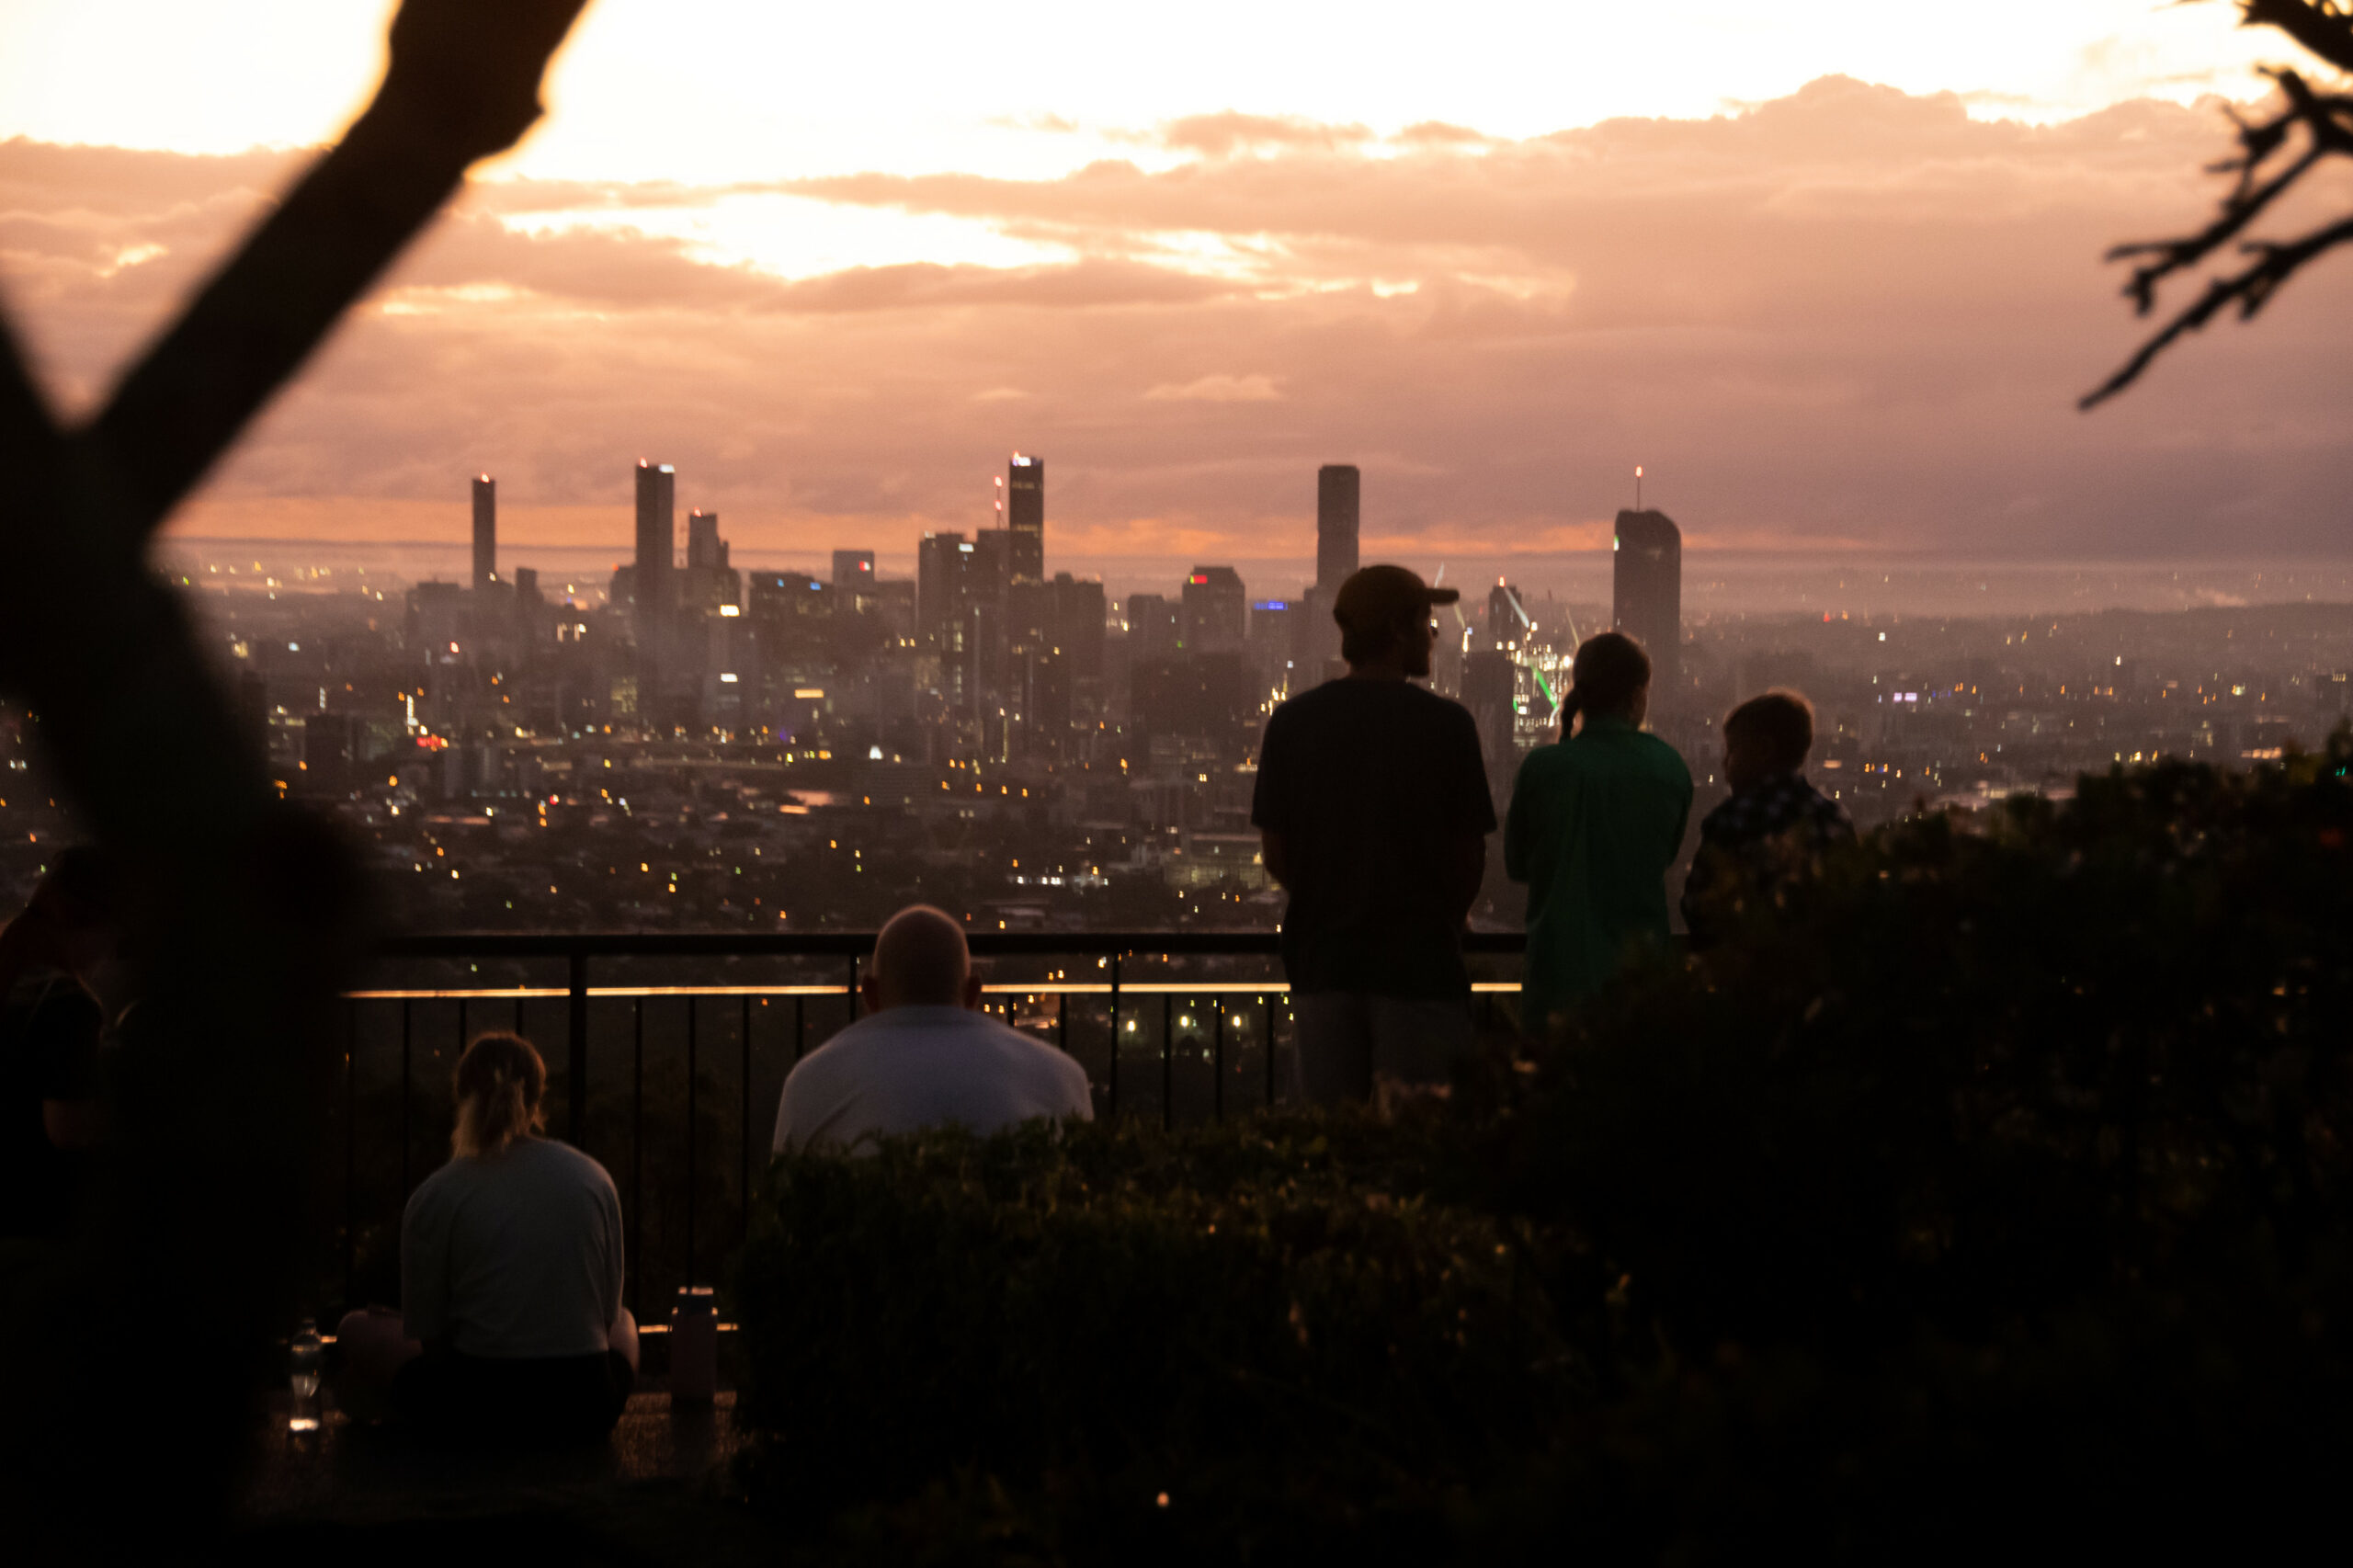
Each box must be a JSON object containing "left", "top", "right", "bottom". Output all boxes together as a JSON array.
[{"left": 1505, "top": 631, "right": 1693, "bottom": 1036}]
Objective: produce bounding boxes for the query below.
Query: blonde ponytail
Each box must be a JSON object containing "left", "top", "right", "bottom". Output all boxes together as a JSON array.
[{"left": 452, "top": 1031, "right": 547, "bottom": 1158}]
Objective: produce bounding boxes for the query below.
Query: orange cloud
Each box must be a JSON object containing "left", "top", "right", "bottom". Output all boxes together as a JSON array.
[
  {"left": 1152, "top": 112, "right": 1376, "bottom": 159},
  {"left": 6, "top": 78, "right": 2351, "bottom": 599},
  {"left": 1144, "top": 373, "right": 1281, "bottom": 403}
]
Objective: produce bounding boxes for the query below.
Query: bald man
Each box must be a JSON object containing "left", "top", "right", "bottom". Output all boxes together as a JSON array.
[{"left": 771, "top": 905, "right": 1094, "bottom": 1153}]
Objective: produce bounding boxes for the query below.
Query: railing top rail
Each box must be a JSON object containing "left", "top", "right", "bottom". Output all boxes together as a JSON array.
[{"left": 374, "top": 929, "right": 1530, "bottom": 960}]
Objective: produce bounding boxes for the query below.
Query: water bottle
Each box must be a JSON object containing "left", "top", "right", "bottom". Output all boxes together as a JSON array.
[
  {"left": 669, "top": 1287, "right": 718, "bottom": 1403},
  {"left": 289, "top": 1317, "right": 323, "bottom": 1433}
]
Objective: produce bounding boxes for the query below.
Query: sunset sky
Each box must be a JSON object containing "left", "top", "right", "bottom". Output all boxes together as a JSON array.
[{"left": 1, "top": 0, "right": 2347, "bottom": 586}]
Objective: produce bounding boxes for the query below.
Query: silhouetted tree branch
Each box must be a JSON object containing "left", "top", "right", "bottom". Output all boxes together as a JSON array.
[{"left": 2084, "top": 1, "right": 2353, "bottom": 407}]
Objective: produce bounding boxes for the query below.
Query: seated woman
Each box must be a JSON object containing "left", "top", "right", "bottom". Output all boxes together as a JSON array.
[{"left": 336, "top": 1032, "right": 637, "bottom": 1447}]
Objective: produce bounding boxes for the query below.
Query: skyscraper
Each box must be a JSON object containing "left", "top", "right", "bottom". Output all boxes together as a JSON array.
[
  {"left": 1181, "top": 566, "right": 1247, "bottom": 652},
  {"left": 687, "top": 508, "right": 725, "bottom": 570},
  {"left": 1126, "top": 594, "right": 1179, "bottom": 659},
  {"left": 1246, "top": 598, "right": 1296, "bottom": 694},
  {"left": 511, "top": 565, "right": 541, "bottom": 648},
  {"left": 471, "top": 474, "right": 495, "bottom": 591},
  {"left": 1487, "top": 582, "right": 1528, "bottom": 654},
  {"left": 917, "top": 532, "right": 971, "bottom": 644},
  {"left": 1047, "top": 572, "right": 1108, "bottom": 733},
  {"left": 970, "top": 529, "right": 1011, "bottom": 602},
  {"left": 1612, "top": 508, "right": 1681, "bottom": 703},
  {"left": 1298, "top": 464, "right": 1361, "bottom": 680},
  {"left": 1315, "top": 465, "right": 1359, "bottom": 592},
  {"left": 1048, "top": 574, "right": 1106, "bottom": 670},
  {"left": 633, "top": 461, "right": 676, "bottom": 726},
  {"left": 633, "top": 461, "right": 676, "bottom": 625},
  {"left": 832, "top": 550, "right": 875, "bottom": 597},
  {"left": 1006, "top": 454, "right": 1043, "bottom": 584},
  {"left": 678, "top": 510, "right": 739, "bottom": 618}
]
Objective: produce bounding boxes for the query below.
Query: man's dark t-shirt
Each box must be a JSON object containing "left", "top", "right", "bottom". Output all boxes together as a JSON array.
[
  {"left": 1251, "top": 678, "right": 1495, "bottom": 999},
  {"left": 0, "top": 974, "right": 104, "bottom": 1240}
]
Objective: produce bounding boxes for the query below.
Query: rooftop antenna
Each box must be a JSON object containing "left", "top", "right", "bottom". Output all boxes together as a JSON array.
[{"left": 1633, "top": 464, "right": 1644, "bottom": 511}]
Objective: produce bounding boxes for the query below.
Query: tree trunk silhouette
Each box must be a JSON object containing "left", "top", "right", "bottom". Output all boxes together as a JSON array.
[{"left": 0, "top": 2, "right": 588, "bottom": 1548}]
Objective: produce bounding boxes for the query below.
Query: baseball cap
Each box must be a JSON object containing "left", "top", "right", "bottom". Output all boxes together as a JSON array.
[{"left": 1330, "top": 564, "right": 1460, "bottom": 631}]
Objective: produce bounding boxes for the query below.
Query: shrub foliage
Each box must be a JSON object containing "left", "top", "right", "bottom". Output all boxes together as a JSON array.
[
  {"left": 734, "top": 740, "right": 2353, "bottom": 1560},
  {"left": 736, "top": 1110, "right": 1575, "bottom": 1562}
]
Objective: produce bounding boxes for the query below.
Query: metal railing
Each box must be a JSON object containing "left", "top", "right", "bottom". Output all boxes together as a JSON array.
[{"left": 329, "top": 929, "right": 1527, "bottom": 1321}]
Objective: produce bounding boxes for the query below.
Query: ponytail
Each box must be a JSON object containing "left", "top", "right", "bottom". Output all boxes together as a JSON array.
[{"left": 452, "top": 1031, "right": 547, "bottom": 1158}]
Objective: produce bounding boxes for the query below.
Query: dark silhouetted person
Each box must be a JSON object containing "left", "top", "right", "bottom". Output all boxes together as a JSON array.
[
  {"left": 335, "top": 1032, "right": 637, "bottom": 1447},
  {"left": 0, "top": 850, "right": 120, "bottom": 1241},
  {"left": 1681, "top": 688, "right": 1855, "bottom": 947},
  {"left": 773, "top": 904, "right": 1093, "bottom": 1153},
  {"left": 1253, "top": 564, "right": 1494, "bottom": 1102},
  {"left": 1506, "top": 631, "right": 1692, "bottom": 1035}
]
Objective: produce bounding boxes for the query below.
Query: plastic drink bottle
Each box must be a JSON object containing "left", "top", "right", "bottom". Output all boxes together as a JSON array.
[{"left": 289, "top": 1317, "right": 323, "bottom": 1432}]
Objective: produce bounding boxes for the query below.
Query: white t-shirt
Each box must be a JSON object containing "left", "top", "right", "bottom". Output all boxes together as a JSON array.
[
  {"left": 402, "top": 1137, "right": 624, "bottom": 1358},
  {"left": 772, "top": 1005, "right": 1096, "bottom": 1154}
]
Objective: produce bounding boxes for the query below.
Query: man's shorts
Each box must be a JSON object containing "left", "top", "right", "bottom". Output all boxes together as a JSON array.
[{"left": 1291, "top": 992, "right": 1475, "bottom": 1105}]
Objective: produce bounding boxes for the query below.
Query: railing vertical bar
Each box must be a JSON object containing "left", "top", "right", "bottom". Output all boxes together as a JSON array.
[
  {"left": 1108, "top": 954, "right": 1120, "bottom": 1118},
  {"left": 793, "top": 994, "right": 805, "bottom": 1062},
  {"left": 1213, "top": 1002, "right": 1224, "bottom": 1123},
  {"left": 687, "top": 998, "right": 699, "bottom": 1289},
  {"left": 343, "top": 998, "right": 356, "bottom": 1310},
  {"left": 458, "top": 995, "right": 469, "bottom": 1053},
  {"left": 399, "top": 996, "right": 413, "bottom": 1199},
  {"left": 1263, "top": 996, "right": 1276, "bottom": 1108},
  {"left": 566, "top": 950, "right": 589, "bottom": 1144},
  {"left": 631, "top": 998, "right": 643, "bottom": 1325},
  {"left": 1161, "top": 991, "right": 1173, "bottom": 1133},
  {"left": 1057, "top": 988, "right": 1068, "bottom": 1054},
  {"left": 740, "top": 993, "right": 753, "bottom": 1247}
]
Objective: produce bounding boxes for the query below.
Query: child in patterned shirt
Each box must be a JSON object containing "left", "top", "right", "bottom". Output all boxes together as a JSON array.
[{"left": 1682, "top": 689, "right": 1854, "bottom": 948}]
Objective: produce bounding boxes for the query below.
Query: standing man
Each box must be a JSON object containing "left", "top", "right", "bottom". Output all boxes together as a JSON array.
[{"left": 1252, "top": 564, "right": 1495, "bottom": 1102}]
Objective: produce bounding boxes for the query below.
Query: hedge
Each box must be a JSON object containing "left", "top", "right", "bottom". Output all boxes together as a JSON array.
[
  {"left": 735, "top": 1109, "right": 1586, "bottom": 1562},
  {"left": 733, "top": 736, "right": 2353, "bottom": 1561}
]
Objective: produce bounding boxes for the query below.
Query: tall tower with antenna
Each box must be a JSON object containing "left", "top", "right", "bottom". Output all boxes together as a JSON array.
[{"left": 1612, "top": 499, "right": 1681, "bottom": 714}]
